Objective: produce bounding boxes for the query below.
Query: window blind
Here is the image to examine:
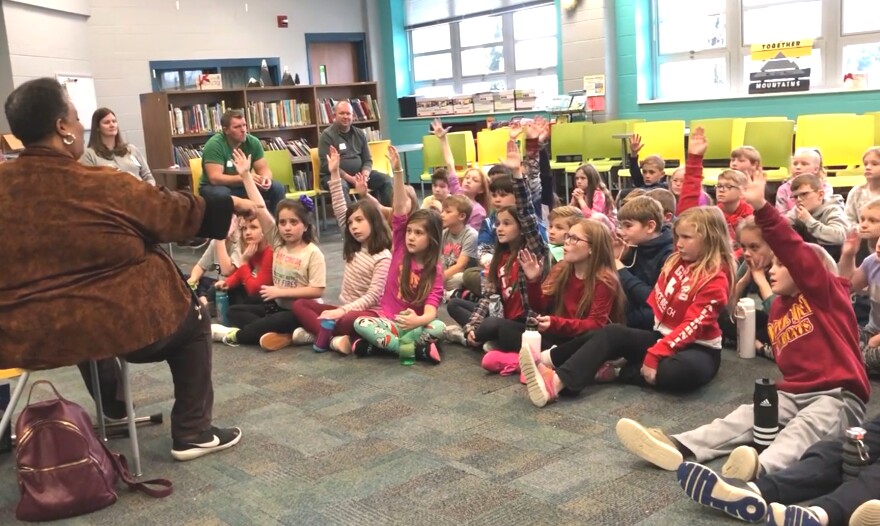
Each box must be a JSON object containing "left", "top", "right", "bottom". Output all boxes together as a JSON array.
[{"left": 404, "top": 0, "right": 552, "bottom": 29}]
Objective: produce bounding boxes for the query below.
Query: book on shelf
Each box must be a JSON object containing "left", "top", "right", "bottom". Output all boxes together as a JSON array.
[
  {"left": 173, "top": 144, "right": 205, "bottom": 166},
  {"left": 169, "top": 102, "right": 228, "bottom": 135},
  {"left": 289, "top": 169, "right": 312, "bottom": 192},
  {"left": 361, "top": 127, "right": 382, "bottom": 142},
  {"left": 317, "top": 96, "right": 380, "bottom": 125},
  {"left": 246, "top": 99, "right": 311, "bottom": 130}
]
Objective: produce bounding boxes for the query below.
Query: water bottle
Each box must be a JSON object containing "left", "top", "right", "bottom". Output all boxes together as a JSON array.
[
  {"left": 313, "top": 319, "right": 336, "bottom": 353},
  {"left": 488, "top": 294, "right": 503, "bottom": 318},
  {"left": 398, "top": 327, "right": 416, "bottom": 366},
  {"left": 0, "top": 380, "right": 10, "bottom": 454},
  {"left": 215, "top": 290, "right": 230, "bottom": 325},
  {"left": 842, "top": 427, "right": 871, "bottom": 481},
  {"left": 522, "top": 318, "right": 542, "bottom": 360},
  {"left": 753, "top": 378, "right": 779, "bottom": 452},
  {"left": 735, "top": 298, "right": 757, "bottom": 359}
]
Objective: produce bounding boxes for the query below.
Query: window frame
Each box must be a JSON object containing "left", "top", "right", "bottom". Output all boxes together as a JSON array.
[
  {"left": 408, "top": 3, "right": 558, "bottom": 98},
  {"left": 648, "top": 0, "right": 880, "bottom": 101}
]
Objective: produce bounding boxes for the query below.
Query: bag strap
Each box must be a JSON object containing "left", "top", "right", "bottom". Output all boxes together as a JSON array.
[
  {"left": 102, "top": 443, "right": 173, "bottom": 498},
  {"left": 24, "top": 380, "right": 66, "bottom": 406}
]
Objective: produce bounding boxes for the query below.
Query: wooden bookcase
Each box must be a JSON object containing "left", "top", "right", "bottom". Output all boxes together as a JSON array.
[{"left": 139, "top": 82, "right": 380, "bottom": 172}]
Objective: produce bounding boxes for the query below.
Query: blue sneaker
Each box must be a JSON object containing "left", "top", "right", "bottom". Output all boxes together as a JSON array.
[
  {"left": 677, "top": 462, "right": 767, "bottom": 523},
  {"left": 767, "top": 505, "right": 822, "bottom": 526}
]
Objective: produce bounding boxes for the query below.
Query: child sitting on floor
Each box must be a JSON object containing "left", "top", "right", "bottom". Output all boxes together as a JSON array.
[
  {"left": 786, "top": 173, "right": 850, "bottom": 260},
  {"left": 440, "top": 195, "right": 478, "bottom": 291},
  {"left": 776, "top": 148, "right": 840, "bottom": 214}
]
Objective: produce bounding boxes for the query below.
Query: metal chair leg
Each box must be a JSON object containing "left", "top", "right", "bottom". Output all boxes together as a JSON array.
[
  {"left": 119, "top": 360, "right": 141, "bottom": 478},
  {"left": 0, "top": 371, "right": 29, "bottom": 440},
  {"left": 89, "top": 360, "right": 106, "bottom": 441}
]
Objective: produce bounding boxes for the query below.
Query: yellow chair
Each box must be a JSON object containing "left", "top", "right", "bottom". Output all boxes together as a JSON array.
[
  {"left": 189, "top": 158, "right": 202, "bottom": 195},
  {"left": 692, "top": 118, "right": 739, "bottom": 185},
  {"left": 549, "top": 122, "right": 586, "bottom": 171},
  {"left": 368, "top": 140, "right": 392, "bottom": 175},
  {"left": 420, "top": 132, "right": 474, "bottom": 186},
  {"left": 632, "top": 120, "right": 686, "bottom": 168},
  {"left": 743, "top": 120, "right": 795, "bottom": 182},
  {"left": 731, "top": 116, "right": 788, "bottom": 149},
  {"left": 796, "top": 114, "right": 874, "bottom": 171},
  {"left": 476, "top": 127, "right": 523, "bottom": 172}
]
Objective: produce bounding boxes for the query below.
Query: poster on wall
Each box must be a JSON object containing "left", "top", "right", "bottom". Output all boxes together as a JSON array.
[{"left": 748, "top": 39, "right": 813, "bottom": 95}]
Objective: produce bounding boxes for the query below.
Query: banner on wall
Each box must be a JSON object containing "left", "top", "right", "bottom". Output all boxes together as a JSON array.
[{"left": 748, "top": 39, "right": 813, "bottom": 95}]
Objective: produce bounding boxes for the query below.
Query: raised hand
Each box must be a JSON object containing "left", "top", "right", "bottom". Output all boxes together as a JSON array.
[
  {"left": 518, "top": 249, "right": 544, "bottom": 282},
  {"left": 231, "top": 196, "right": 259, "bottom": 219},
  {"left": 509, "top": 122, "right": 523, "bottom": 141},
  {"left": 431, "top": 118, "right": 450, "bottom": 139},
  {"left": 743, "top": 168, "right": 767, "bottom": 211},
  {"left": 232, "top": 148, "right": 252, "bottom": 177},
  {"left": 842, "top": 229, "right": 861, "bottom": 257},
  {"left": 387, "top": 145, "right": 402, "bottom": 172},
  {"left": 688, "top": 126, "right": 708, "bottom": 157},
  {"left": 327, "top": 145, "right": 340, "bottom": 174},
  {"left": 525, "top": 116, "right": 548, "bottom": 141},
  {"left": 501, "top": 138, "right": 522, "bottom": 175},
  {"left": 536, "top": 117, "right": 550, "bottom": 143},
  {"left": 353, "top": 173, "right": 369, "bottom": 196},
  {"left": 629, "top": 134, "right": 643, "bottom": 156}
]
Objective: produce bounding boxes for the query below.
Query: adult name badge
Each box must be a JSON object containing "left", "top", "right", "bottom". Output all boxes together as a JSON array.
[
  {"left": 226, "top": 160, "right": 233, "bottom": 168},
  {"left": 338, "top": 143, "right": 347, "bottom": 151}
]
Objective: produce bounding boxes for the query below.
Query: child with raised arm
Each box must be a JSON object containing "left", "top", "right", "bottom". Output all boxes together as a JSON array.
[
  {"left": 618, "top": 133, "right": 668, "bottom": 202},
  {"left": 616, "top": 169, "right": 868, "bottom": 489},
  {"left": 211, "top": 149, "right": 326, "bottom": 350},
  {"left": 432, "top": 118, "right": 488, "bottom": 229},
  {"left": 285, "top": 146, "right": 392, "bottom": 354},
  {"left": 351, "top": 146, "right": 446, "bottom": 364}
]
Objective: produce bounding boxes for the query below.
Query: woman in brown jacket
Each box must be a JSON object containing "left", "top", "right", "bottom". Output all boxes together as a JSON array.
[{"left": 0, "top": 78, "right": 257, "bottom": 461}]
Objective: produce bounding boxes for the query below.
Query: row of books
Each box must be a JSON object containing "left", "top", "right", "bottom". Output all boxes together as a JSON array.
[
  {"left": 169, "top": 102, "right": 228, "bottom": 136},
  {"left": 288, "top": 170, "right": 312, "bottom": 193},
  {"left": 246, "top": 99, "right": 312, "bottom": 130},
  {"left": 173, "top": 144, "right": 204, "bottom": 166},
  {"left": 316, "top": 96, "right": 381, "bottom": 125},
  {"left": 172, "top": 136, "right": 312, "bottom": 167}
]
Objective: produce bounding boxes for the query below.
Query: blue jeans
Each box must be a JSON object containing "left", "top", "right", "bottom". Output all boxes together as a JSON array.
[{"left": 199, "top": 181, "right": 285, "bottom": 215}]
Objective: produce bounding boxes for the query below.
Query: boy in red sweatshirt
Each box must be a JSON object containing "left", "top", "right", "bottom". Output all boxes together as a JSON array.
[{"left": 615, "top": 168, "right": 868, "bottom": 488}]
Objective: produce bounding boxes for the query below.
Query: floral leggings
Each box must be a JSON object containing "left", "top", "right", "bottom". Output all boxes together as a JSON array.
[{"left": 353, "top": 316, "right": 446, "bottom": 354}]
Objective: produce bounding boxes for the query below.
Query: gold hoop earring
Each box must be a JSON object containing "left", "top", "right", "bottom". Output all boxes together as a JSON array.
[{"left": 62, "top": 133, "right": 76, "bottom": 146}]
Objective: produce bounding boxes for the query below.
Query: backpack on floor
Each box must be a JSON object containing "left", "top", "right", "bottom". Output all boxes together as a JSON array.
[{"left": 14, "top": 380, "right": 172, "bottom": 522}]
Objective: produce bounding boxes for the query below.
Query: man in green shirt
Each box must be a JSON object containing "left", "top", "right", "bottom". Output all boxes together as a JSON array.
[{"left": 200, "top": 109, "right": 284, "bottom": 214}]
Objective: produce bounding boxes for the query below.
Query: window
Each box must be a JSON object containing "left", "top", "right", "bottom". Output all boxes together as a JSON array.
[
  {"left": 408, "top": 2, "right": 558, "bottom": 100},
  {"left": 646, "top": 0, "right": 880, "bottom": 100}
]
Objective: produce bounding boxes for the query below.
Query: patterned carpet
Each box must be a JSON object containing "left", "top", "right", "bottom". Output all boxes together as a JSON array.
[{"left": 1, "top": 231, "right": 877, "bottom": 525}]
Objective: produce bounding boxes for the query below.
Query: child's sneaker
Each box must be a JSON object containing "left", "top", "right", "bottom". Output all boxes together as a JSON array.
[
  {"left": 259, "top": 332, "right": 292, "bottom": 352},
  {"left": 519, "top": 343, "right": 557, "bottom": 407},
  {"left": 329, "top": 335, "right": 352, "bottom": 355},
  {"left": 211, "top": 324, "right": 238, "bottom": 346},
  {"left": 615, "top": 418, "right": 683, "bottom": 471},
  {"left": 442, "top": 324, "right": 467, "bottom": 346},
  {"left": 352, "top": 338, "right": 394, "bottom": 358},
  {"left": 594, "top": 360, "right": 622, "bottom": 383},
  {"left": 171, "top": 426, "right": 242, "bottom": 461},
  {"left": 676, "top": 461, "right": 767, "bottom": 523},
  {"left": 290, "top": 327, "right": 316, "bottom": 345},
  {"left": 722, "top": 445, "right": 761, "bottom": 482},
  {"left": 850, "top": 500, "right": 880, "bottom": 526},
  {"left": 766, "top": 505, "right": 822, "bottom": 526},
  {"left": 414, "top": 340, "right": 442, "bottom": 364},
  {"left": 482, "top": 350, "right": 519, "bottom": 376}
]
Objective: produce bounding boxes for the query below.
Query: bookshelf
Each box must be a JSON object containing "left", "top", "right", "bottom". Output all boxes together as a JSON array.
[{"left": 139, "top": 82, "right": 381, "bottom": 171}]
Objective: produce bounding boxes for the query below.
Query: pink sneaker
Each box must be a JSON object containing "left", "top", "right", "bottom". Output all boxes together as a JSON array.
[
  {"left": 594, "top": 361, "right": 621, "bottom": 383},
  {"left": 481, "top": 350, "right": 520, "bottom": 376},
  {"left": 519, "top": 345, "right": 558, "bottom": 407}
]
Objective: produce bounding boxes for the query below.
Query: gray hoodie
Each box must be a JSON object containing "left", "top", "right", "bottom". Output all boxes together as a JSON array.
[{"left": 786, "top": 201, "right": 850, "bottom": 245}]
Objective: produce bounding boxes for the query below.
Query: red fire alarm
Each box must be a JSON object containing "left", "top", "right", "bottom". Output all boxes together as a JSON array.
[{"left": 277, "top": 15, "right": 288, "bottom": 28}]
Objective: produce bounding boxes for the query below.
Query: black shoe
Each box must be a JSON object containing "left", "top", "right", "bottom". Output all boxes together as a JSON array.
[
  {"left": 352, "top": 338, "right": 396, "bottom": 358},
  {"left": 171, "top": 426, "right": 242, "bottom": 461},
  {"left": 414, "top": 340, "right": 442, "bottom": 365}
]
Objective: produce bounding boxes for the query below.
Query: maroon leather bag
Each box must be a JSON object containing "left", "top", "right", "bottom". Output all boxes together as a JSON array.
[{"left": 14, "top": 380, "right": 172, "bottom": 522}]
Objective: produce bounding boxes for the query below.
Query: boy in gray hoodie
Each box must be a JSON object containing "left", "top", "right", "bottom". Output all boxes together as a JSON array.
[{"left": 786, "top": 173, "right": 849, "bottom": 260}]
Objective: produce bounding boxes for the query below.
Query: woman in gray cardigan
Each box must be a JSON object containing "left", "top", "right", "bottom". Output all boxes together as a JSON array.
[{"left": 80, "top": 107, "right": 155, "bottom": 185}]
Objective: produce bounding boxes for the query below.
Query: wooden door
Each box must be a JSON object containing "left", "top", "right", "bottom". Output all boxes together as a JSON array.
[{"left": 308, "top": 42, "right": 358, "bottom": 84}]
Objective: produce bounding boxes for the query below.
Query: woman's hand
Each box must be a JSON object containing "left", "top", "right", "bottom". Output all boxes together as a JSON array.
[
  {"left": 232, "top": 148, "right": 251, "bottom": 177},
  {"left": 260, "top": 285, "right": 284, "bottom": 301},
  {"left": 641, "top": 364, "right": 657, "bottom": 385},
  {"left": 535, "top": 315, "right": 551, "bottom": 331},
  {"left": 395, "top": 308, "right": 419, "bottom": 330},
  {"left": 318, "top": 308, "right": 346, "bottom": 321},
  {"left": 517, "top": 249, "right": 544, "bottom": 282}
]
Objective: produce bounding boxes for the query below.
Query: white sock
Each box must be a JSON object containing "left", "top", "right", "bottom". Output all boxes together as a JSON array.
[
  {"left": 807, "top": 506, "right": 829, "bottom": 526},
  {"left": 540, "top": 349, "right": 554, "bottom": 367}
]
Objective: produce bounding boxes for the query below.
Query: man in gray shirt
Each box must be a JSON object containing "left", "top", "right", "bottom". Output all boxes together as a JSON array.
[{"left": 318, "top": 101, "right": 393, "bottom": 206}]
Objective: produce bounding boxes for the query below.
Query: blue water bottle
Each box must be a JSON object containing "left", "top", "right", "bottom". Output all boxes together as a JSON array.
[{"left": 215, "top": 290, "right": 230, "bottom": 325}]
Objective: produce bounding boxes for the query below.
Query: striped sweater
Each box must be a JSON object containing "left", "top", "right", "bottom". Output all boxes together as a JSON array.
[{"left": 330, "top": 177, "right": 392, "bottom": 313}]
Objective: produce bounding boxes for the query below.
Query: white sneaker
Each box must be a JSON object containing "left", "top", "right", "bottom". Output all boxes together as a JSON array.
[
  {"left": 442, "top": 324, "right": 467, "bottom": 346},
  {"left": 722, "top": 445, "right": 761, "bottom": 482},
  {"left": 850, "top": 500, "right": 880, "bottom": 526},
  {"left": 211, "top": 324, "right": 234, "bottom": 342},
  {"left": 329, "top": 335, "right": 352, "bottom": 355},
  {"left": 615, "top": 418, "right": 683, "bottom": 471},
  {"left": 291, "top": 327, "right": 316, "bottom": 345}
]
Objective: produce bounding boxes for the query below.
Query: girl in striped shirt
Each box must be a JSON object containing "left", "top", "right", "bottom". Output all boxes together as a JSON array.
[{"left": 286, "top": 145, "right": 393, "bottom": 354}]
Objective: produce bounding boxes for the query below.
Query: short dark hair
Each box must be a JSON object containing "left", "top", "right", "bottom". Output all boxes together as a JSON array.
[
  {"left": 431, "top": 168, "right": 449, "bottom": 184},
  {"left": 489, "top": 174, "right": 513, "bottom": 194},
  {"left": 274, "top": 199, "right": 315, "bottom": 245},
  {"left": 487, "top": 164, "right": 511, "bottom": 178},
  {"left": 220, "top": 109, "right": 246, "bottom": 129},
  {"left": 4, "top": 77, "right": 69, "bottom": 145}
]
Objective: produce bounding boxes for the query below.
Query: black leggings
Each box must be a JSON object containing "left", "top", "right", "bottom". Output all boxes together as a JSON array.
[
  {"left": 446, "top": 298, "right": 568, "bottom": 351},
  {"left": 719, "top": 309, "right": 770, "bottom": 348},
  {"left": 550, "top": 324, "right": 721, "bottom": 395},
  {"left": 227, "top": 304, "right": 299, "bottom": 345},
  {"left": 755, "top": 414, "right": 880, "bottom": 526}
]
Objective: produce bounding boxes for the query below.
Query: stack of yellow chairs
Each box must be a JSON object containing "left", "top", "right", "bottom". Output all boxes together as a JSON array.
[
  {"left": 632, "top": 120, "right": 686, "bottom": 168},
  {"left": 742, "top": 120, "right": 795, "bottom": 182},
  {"left": 796, "top": 113, "right": 873, "bottom": 189}
]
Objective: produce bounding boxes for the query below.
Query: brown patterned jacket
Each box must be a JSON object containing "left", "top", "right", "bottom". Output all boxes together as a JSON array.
[{"left": 0, "top": 147, "right": 232, "bottom": 370}]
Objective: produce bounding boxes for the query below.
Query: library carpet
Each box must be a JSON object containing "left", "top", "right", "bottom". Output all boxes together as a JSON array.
[{"left": 1, "top": 232, "right": 877, "bottom": 525}]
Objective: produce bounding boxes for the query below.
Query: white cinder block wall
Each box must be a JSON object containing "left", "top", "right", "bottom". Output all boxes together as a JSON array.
[{"left": 559, "top": 0, "right": 614, "bottom": 118}]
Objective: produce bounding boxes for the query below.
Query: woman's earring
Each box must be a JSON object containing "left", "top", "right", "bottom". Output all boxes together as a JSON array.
[{"left": 62, "top": 133, "right": 76, "bottom": 146}]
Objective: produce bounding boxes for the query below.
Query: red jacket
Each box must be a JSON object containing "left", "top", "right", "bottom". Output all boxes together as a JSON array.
[
  {"left": 645, "top": 258, "right": 729, "bottom": 369},
  {"left": 756, "top": 205, "right": 870, "bottom": 402},
  {"left": 526, "top": 269, "right": 617, "bottom": 336},
  {"left": 224, "top": 244, "right": 273, "bottom": 297}
]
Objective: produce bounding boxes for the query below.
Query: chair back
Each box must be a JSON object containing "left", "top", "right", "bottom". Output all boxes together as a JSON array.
[
  {"left": 550, "top": 122, "right": 587, "bottom": 163},
  {"left": 310, "top": 148, "right": 321, "bottom": 188},
  {"left": 632, "top": 120, "right": 686, "bottom": 167},
  {"left": 691, "top": 118, "right": 737, "bottom": 161},
  {"left": 584, "top": 120, "right": 628, "bottom": 161},
  {"left": 743, "top": 120, "right": 794, "bottom": 169},
  {"left": 189, "top": 158, "right": 202, "bottom": 196},
  {"left": 796, "top": 114, "right": 874, "bottom": 169},
  {"left": 263, "top": 150, "right": 295, "bottom": 193},
  {"left": 368, "top": 140, "right": 392, "bottom": 174},
  {"left": 477, "top": 128, "right": 523, "bottom": 168},
  {"left": 731, "top": 116, "right": 787, "bottom": 149},
  {"left": 422, "top": 131, "right": 473, "bottom": 171}
]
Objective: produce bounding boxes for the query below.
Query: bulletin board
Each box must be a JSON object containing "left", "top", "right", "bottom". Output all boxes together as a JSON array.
[{"left": 56, "top": 74, "right": 97, "bottom": 130}]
